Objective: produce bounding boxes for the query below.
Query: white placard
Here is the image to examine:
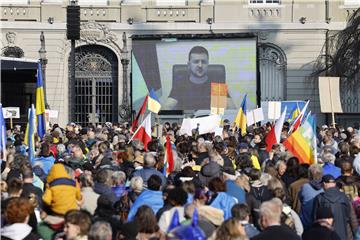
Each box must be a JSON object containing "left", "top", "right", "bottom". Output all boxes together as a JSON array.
[
  {"left": 247, "top": 108, "right": 264, "bottom": 126},
  {"left": 214, "top": 127, "right": 224, "bottom": 138},
  {"left": 268, "top": 101, "right": 281, "bottom": 120},
  {"left": 179, "top": 115, "right": 221, "bottom": 136},
  {"left": 45, "top": 110, "right": 59, "bottom": 119},
  {"left": 3, "top": 107, "right": 20, "bottom": 119},
  {"left": 318, "top": 77, "right": 343, "bottom": 113}
]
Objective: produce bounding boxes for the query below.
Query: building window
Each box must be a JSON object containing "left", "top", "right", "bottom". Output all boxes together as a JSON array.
[
  {"left": 344, "top": 0, "right": 360, "bottom": 5},
  {"left": 259, "top": 43, "right": 287, "bottom": 101},
  {"left": 249, "top": 0, "right": 280, "bottom": 4}
]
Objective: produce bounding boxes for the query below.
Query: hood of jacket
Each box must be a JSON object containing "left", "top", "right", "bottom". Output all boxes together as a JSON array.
[
  {"left": 46, "top": 163, "right": 71, "bottom": 183},
  {"left": 322, "top": 187, "right": 349, "bottom": 204},
  {"left": 1, "top": 223, "right": 32, "bottom": 240}
]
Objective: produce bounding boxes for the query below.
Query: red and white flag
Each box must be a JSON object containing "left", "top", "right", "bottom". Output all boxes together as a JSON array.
[
  {"left": 131, "top": 95, "right": 148, "bottom": 131},
  {"left": 265, "top": 107, "right": 287, "bottom": 152},
  {"left": 289, "top": 100, "right": 309, "bottom": 133},
  {"left": 129, "top": 113, "right": 152, "bottom": 151}
]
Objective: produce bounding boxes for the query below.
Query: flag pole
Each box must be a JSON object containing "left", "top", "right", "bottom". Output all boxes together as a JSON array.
[
  {"left": 328, "top": 79, "right": 336, "bottom": 128},
  {"left": 273, "top": 103, "right": 276, "bottom": 125},
  {"left": 252, "top": 109, "right": 257, "bottom": 128},
  {"left": 9, "top": 117, "right": 13, "bottom": 130}
]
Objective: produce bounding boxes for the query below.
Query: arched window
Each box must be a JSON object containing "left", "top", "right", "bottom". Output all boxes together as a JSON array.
[{"left": 259, "top": 43, "right": 287, "bottom": 101}]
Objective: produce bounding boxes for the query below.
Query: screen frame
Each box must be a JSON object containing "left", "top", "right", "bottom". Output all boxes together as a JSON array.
[{"left": 130, "top": 33, "right": 260, "bottom": 117}]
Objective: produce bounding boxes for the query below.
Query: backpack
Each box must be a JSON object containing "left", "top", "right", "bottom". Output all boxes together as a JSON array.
[
  {"left": 341, "top": 184, "right": 359, "bottom": 201},
  {"left": 281, "top": 206, "right": 296, "bottom": 232},
  {"left": 352, "top": 197, "right": 360, "bottom": 225},
  {"left": 251, "top": 186, "right": 265, "bottom": 203}
]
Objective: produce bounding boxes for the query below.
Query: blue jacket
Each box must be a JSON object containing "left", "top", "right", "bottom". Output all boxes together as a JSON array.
[
  {"left": 34, "top": 156, "right": 55, "bottom": 175},
  {"left": 299, "top": 181, "right": 324, "bottom": 229},
  {"left": 210, "top": 192, "right": 237, "bottom": 220},
  {"left": 132, "top": 167, "right": 167, "bottom": 187},
  {"left": 127, "top": 189, "right": 164, "bottom": 221},
  {"left": 225, "top": 180, "right": 246, "bottom": 204},
  {"left": 322, "top": 163, "right": 341, "bottom": 179},
  {"left": 112, "top": 185, "right": 127, "bottom": 199}
]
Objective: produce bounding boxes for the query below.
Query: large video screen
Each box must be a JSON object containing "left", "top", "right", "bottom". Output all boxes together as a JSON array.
[{"left": 131, "top": 37, "right": 257, "bottom": 112}]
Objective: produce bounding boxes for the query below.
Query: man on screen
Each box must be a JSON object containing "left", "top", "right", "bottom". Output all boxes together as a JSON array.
[{"left": 165, "top": 46, "right": 227, "bottom": 110}]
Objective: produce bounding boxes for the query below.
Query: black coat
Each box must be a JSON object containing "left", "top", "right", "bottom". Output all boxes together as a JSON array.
[
  {"left": 251, "top": 225, "right": 301, "bottom": 240},
  {"left": 313, "top": 187, "right": 352, "bottom": 240},
  {"left": 302, "top": 222, "right": 341, "bottom": 240}
]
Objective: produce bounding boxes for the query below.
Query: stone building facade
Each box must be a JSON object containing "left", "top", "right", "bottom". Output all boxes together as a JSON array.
[{"left": 1, "top": 0, "right": 359, "bottom": 126}]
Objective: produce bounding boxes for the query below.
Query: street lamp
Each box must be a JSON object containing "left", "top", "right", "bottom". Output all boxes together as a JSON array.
[
  {"left": 119, "top": 32, "right": 131, "bottom": 121},
  {"left": 38, "top": 31, "right": 50, "bottom": 109}
]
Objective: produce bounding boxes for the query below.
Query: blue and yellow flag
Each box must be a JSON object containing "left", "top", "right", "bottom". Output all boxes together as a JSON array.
[
  {"left": 234, "top": 94, "right": 247, "bottom": 136},
  {"left": 36, "top": 63, "right": 46, "bottom": 139},
  {"left": 287, "top": 104, "right": 300, "bottom": 123},
  {"left": 148, "top": 88, "right": 161, "bottom": 114},
  {"left": 25, "top": 105, "right": 36, "bottom": 165}
]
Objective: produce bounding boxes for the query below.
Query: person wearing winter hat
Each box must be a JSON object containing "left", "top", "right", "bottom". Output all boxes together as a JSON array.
[
  {"left": 198, "top": 161, "right": 221, "bottom": 187},
  {"left": 313, "top": 174, "right": 358, "bottom": 240},
  {"left": 302, "top": 206, "right": 341, "bottom": 240}
]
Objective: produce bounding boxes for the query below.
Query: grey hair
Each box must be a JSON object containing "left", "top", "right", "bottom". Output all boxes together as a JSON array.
[
  {"left": 260, "top": 173, "right": 273, "bottom": 186},
  {"left": 259, "top": 198, "right": 282, "bottom": 224},
  {"left": 321, "top": 152, "right": 336, "bottom": 163},
  {"left": 112, "top": 171, "right": 127, "bottom": 185},
  {"left": 308, "top": 164, "right": 323, "bottom": 180},
  {"left": 88, "top": 221, "right": 112, "bottom": 240},
  {"left": 130, "top": 176, "right": 144, "bottom": 193},
  {"left": 56, "top": 144, "right": 66, "bottom": 154},
  {"left": 144, "top": 153, "right": 156, "bottom": 167}
]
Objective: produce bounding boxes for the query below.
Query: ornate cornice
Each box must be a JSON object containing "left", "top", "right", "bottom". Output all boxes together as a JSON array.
[{"left": 76, "top": 22, "right": 121, "bottom": 54}]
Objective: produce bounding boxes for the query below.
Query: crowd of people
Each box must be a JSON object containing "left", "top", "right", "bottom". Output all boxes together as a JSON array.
[{"left": 1, "top": 120, "right": 360, "bottom": 240}]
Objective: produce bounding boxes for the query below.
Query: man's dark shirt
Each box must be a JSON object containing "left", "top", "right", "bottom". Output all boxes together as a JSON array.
[{"left": 169, "top": 73, "right": 212, "bottom": 110}]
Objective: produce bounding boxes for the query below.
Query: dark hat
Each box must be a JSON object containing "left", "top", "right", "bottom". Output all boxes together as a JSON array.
[
  {"left": 238, "top": 142, "right": 249, "bottom": 150},
  {"left": 322, "top": 174, "right": 336, "bottom": 183},
  {"left": 198, "top": 161, "right": 221, "bottom": 186},
  {"left": 80, "top": 128, "right": 88, "bottom": 135},
  {"left": 33, "top": 166, "right": 46, "bottom": 182},
  {"left": 316, "top": 206, "right": 334, "bottom": 219}
]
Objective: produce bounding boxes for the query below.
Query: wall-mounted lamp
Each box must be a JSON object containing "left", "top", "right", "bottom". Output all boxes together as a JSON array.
[
  {"left": 48, "top": 17, "right": 54, "bottom": 24},
  {"left": 127, "top": 17, "right": 134, "bottom": 25},
  {"left": 299, "top": 17, "right": 306, "bottom": 24},
  {"left": 206, "top": 17, "right": 213, "bottom": 25}
]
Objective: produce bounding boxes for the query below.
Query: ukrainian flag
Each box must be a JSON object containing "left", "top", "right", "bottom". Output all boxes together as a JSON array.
[
  {"left": 288, "top": 104, "right": 300, "bottom": 123},
  {"left": 36, "top": 62, "right": 46, "bottom": 139},
  {"left": 234, "top": 94, "right": 247, "bottom": 136},
  {"left": 25, "top": 105, "right": 36, "bottom": 165},
  {"left": 148, "top": 88, "right": 161, "bottom": 114}
]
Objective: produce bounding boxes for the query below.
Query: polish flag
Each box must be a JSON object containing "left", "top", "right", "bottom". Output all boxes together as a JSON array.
[
  {"left": 289, "top": 100, "right": 309, "bottom": 133},
  {"left": 265, "top": 107, "right": 287, "bottom": 152},
  {"left": 129, "top": 113, "right": 152, "bottom": 151},
  {"left": 131, "top": 95, "right": 148, "bottom": 131}
]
